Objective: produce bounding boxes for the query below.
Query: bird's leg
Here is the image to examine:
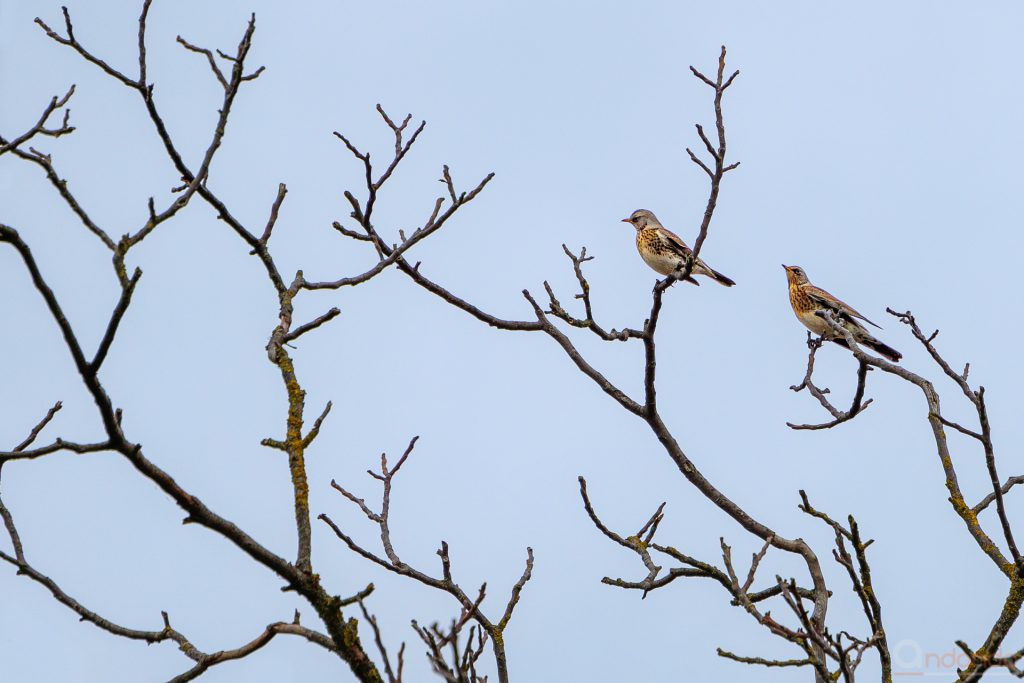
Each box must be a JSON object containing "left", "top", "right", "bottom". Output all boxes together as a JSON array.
[{"left": 805, "top": 332, "right": 826, "bottom": 351}]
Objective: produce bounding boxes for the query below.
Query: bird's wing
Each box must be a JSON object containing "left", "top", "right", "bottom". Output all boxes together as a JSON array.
[
  {"left": 805, "top": 285, "right": 882, "bottom": 329},
  {"left": 659, "top": 228, "right": 694, "bottom": 259},
  {"left": 662, "top": 228, "right": 723, "bottom": 275}
]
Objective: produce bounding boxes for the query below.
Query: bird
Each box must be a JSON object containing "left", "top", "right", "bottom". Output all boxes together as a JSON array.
[
  {"left": 622, "top": 209, "right": 735, "bottom": 286},
  {"left": 782, "top": 264, "right": 901, "bottom": 362}
]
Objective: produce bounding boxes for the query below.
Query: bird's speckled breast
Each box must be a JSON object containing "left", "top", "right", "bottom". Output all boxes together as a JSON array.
[
  {"left": 789, "top": 284, "right": 829, "bottom": 335},
  {"left": 636, "top": 229, "right": 680, "bottom": 276}
]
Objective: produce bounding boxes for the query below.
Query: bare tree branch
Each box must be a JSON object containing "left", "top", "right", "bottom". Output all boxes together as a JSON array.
[
  {"left": 320, "top": 438, "right": 533, "bottom": 683},
  {"left": 256, "top": 182, "right": 288, "bottom": 248},
  {"left": 0, "top": 85, "right": 76, "bottom": 156},
  {"left": 2, "top": 460, "right": 333, "bottom": 682},
  {"left": 686, "top": 46, "right": 741, "bottom": 258},
  {"left": 787, "top": 334, "right": 873, "bottom": 430},
  {"left": 542, "top": 246, "right": 644, "bottom": 341},
  {"left": 176, "top": 34, "right": 228, "bottom": 88},
  {"left": 800, "top": 491, "right": 891, "bottom": 680},
  {"left": 412, "top": 619, "right": 489, "bottom": 683},
  {"left": 796, "top": 307, "right": 1024, "bottom": 681},
  {"left": 975, "top": 475, "right": 1024, "bottom": 515},
  {"left": 8, "top": 6, "right": 424, "bottom": 678},
  {"left": 165, "top": 614, "right": 336, "bottom": 683},
  {"left": 717, "top": 648, "right": 813, "bottom": 669},
  {"left": 354, "top": 46, "right": 846, "bottom": 682},
  {"left": 10, "top": 401, "right": 64, "bottom": 453},
  {"left": 358, "top": 600, "right": 404, "bottom": 683},
  {"left": 13, "top": 7, "right": 1019, "bottom": 681}
]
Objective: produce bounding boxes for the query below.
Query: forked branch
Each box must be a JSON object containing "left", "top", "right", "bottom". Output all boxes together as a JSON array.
[
  {"left": 346, "top": 46, "right": 847, "bottom": 682},
  {"left": 794, "top": 308, "right": 1024, "bottom": 681},
  {"left": 787, "top": 333, "right": 873, "bottom": 430},
  {"left": 319, "top": 438, "right": 533, "bottom": 683}
]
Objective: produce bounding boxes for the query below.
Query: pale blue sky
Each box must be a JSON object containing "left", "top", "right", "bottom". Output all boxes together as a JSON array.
[{"left": 2, "top": 1, "right": 1022, "bottom": 681}]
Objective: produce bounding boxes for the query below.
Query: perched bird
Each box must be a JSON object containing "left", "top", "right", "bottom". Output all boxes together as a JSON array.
[
  {"left": 622, "top": 209, "right": 735, "bottom": 286},
  {"left": 782, "top": 264, "right": 901, "bottom": 362}
]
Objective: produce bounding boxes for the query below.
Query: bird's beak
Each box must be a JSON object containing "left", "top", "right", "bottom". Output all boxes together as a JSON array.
[
  {"left": 621, "top": 218, "right": 632, "bottom": 224},
  {"left": 781, "top": 264, "right": 789, "bottom": 270}
]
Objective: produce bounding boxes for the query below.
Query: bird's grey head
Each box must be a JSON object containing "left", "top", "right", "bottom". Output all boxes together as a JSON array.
[
  {"left": 782, "top": 264, "right": 810, "bottom": 285},
  {"left": 621, "top": 209, "right": 660, "bottom": 231}
]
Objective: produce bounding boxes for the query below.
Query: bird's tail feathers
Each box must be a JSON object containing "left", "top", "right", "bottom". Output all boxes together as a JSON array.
[
  {"left": 828, "top": 334, "right": 902, "bottom": 363},
  {"left": 709, "top": 268, "right": 736, "bottom": 287},
  {"left": 865, "top": 337, "right": 902, "bottom": 363}
]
